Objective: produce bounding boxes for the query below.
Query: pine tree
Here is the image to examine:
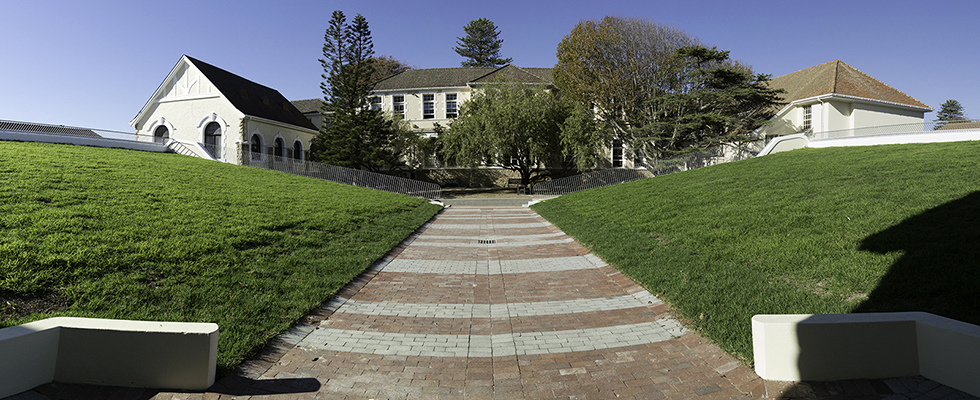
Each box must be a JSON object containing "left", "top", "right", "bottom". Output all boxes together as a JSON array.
[
  {"left": 934, "top": 99, "right": 968, "bottom": 130},
  {"left": 312, "top": 11, "right": 402, "bottom": 171},
  {"left": 454, "top": 18, "right": 513, "bottom": 67}
]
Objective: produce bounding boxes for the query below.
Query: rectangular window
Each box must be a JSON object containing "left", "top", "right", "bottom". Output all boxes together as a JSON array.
[
  {"left": 370, "top": 96, "right": 382, "bottom": 111},
  {"left": 393, "top": 95, "right": 405, "bottom": 116},
  {"left": 612, "top": 139, "right": 624, "bottom": 168},
  {"left": 446, "top": 93, "right": 458, "bottom": 118},
  {"left": 423, "top": 94, "right": 435, "bottom": 119},
  {"left": 802, "top": 105, "right": 812, "bottom": 132}
]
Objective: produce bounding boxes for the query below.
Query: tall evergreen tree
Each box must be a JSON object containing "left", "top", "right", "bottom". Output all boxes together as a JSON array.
[
  {"left": 312, "top": 11, "right": 402, "bottom": 171},
  {"left": 454, "top": 18, "right": 513, "bottom": 67},
  {"left": 934, "top": 99, "right": 969, "bottom": 130}
]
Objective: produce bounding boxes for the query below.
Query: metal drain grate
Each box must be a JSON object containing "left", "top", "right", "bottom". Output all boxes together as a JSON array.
[{"left": 477, "top": 239, "right": 496, "bottom": 244}]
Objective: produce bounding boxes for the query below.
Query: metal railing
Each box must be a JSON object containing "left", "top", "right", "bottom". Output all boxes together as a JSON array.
[
  {"left": 0, "top": 119, "right": 137, "bottom": 141},
  {"left": 807, "top": 119, "right": 980, "bottom": 140},
  {"left": 533, "top": 148, "right": 749, "bottom": 197},
  {"left": 240, "top": 150, "right": 441, "bottom": 200},
  {"left": 532, "top": 168, "right": 649, "bottom": 196}
]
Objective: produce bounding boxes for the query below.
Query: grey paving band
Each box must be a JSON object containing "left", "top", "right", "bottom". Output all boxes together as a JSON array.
[
  {"left": 425, "top": 222, "right": 552, "bottom": 230},
  {"left": 433, "top": 215, "right": 538, "bottom": 220},
  {"left": 381, "top": 255, "right": 606, "bottom": 274},
  {"left": 298, "top": 319, "right": 687, "bottom": 357},
  {"left": 407, "top": 237, "right": 575, "bottom": 248},
  {"left": 334, "top": 294, "right": 658, "bottom": 319},
  {"left": 416, "top": 232, "right": 566, "bottom": 241}
]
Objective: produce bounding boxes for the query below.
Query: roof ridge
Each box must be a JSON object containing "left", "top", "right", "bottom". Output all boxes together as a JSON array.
[{"left": 832, "top": 60, "right": 841, "bottom": 94}]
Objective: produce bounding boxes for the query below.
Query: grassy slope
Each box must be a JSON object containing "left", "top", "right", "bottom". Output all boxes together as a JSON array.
[
  {"left": 532, "top": 141, "right": 980, "bottom": 363},
  {"left": 0, "top": 141, "right": 441, "bottom": 373}
]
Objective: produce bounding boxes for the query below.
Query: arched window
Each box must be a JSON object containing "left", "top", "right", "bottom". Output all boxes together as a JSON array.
[
  {"left": 293, "top": 141, "right": 303, "bottom": 160},
  {"left": 204, "top": 122, "right": 221, "bottom": 159},
  {"left": 250, "top": 134, "right": 263, "bottom": 160},
  {"left": 153, "top": 125, "right": 169, "bottom": 144},
  {"left": 274, "top": 137, "right": 284, "bottom": 159}
]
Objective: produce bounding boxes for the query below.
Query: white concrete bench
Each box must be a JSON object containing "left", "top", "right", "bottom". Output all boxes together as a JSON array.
[
  {"left": 753, "top": 312, "right": 980, "bottom": 397},
  {"left": 0, "top": 317, "right": 218, "bottom": 398}
]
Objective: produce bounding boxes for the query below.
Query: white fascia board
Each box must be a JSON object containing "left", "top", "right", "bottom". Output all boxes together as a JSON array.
[
  {"left": 130, "top": 55, "right": 192, "bottom": 128},
  {"left": 787, "top": 94, "right": 931, "bottom": 113},
  {"left": 372, "top": 86, "right": 466, "bottom": 94},
  {"left": 243, "top": 115, "right": 319, "bottom": 136}
]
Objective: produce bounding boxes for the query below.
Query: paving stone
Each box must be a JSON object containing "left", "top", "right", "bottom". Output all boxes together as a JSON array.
[{"left": 34, "top": 206, "right": 971, "bottom": 400}]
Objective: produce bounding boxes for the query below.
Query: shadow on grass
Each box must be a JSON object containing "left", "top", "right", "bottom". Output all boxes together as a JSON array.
[{"left": 855, "top": 191, "right": 980, "bottom": 325}]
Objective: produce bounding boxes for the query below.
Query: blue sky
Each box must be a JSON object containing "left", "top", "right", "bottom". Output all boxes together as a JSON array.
[{"left": 2, "top": 0, "right": 977, "bottom": 132}]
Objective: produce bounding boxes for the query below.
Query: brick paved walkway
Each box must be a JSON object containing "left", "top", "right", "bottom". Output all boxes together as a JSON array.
[
  {"left": 16, "top": 206, "right": 978, "bottom": 399},
  {"left": 209, "top": 206, "right": 762, "bottom": 399}
]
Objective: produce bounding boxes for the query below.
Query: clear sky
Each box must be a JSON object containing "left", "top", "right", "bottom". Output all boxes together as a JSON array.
[{"left": 2, "top": 0, "right": 977, "bottom": 133}]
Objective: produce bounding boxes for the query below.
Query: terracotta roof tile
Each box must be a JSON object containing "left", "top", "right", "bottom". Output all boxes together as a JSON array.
[{"left": 768, "top": 60, "right": 931, "bottom": 110}]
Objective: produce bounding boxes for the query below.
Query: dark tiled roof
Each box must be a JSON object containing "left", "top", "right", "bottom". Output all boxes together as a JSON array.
[
  {"left": 768, "top": 60, "right": 931, "bottom": 110},
  {"left": 372, "top": 65, "right": 554, "bottom": 91},
  {"left": 186, "top": 56, "right": 317, "bottom": 130},
  {"left": 290, "top": 98, "right": 324, "bottom": 114}
]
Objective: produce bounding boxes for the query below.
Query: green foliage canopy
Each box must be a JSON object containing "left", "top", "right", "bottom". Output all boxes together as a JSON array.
[
  {"left": 554, "top": 16, "right": 782, "bottom": 159},
  {"left": 312, "top": 11, "right": 404, "bottom": 172},
  {"left": 645, "top": 46, "right": 784, "bottom": 155},
  {"left": 454, "top": 18, "right": 513, "bottom": 67},
  {"left": 934, "top": 99, "right": 968, "bottom": 129},
  {"left": 441, "top": 80, "right": 594, "bottom": 185}
]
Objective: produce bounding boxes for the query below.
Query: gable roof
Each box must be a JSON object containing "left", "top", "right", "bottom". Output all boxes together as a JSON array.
[
  {"left": 185, "top": 56, "right": 316, "bottom": 130},
  {"left": 131, "top": 56, "right": 316, "bottom": 131},
  {"left": 372, "top": 65, "right": 554, "bottom": 91},
  {"left": 768, "top": 60, "right": 931, "bottom": 111},
  {"left": 290, "top": 98, "right": 324, "bottom": 115}
]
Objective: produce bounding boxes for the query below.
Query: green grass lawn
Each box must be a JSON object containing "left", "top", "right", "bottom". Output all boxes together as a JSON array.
[
  {"left": 0, "top": 141, "right": 441, "bottom": 373},
  {"left": 532, "top": 141, "right": 980, "bottom": 364}
]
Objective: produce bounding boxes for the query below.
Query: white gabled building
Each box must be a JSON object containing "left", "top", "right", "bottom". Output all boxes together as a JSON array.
[
  {"left": 131, "top": 55, "right": 318, "bottom": 164},
  {"left": 762, "top": 60, "right": 933, "bottom": 139}
]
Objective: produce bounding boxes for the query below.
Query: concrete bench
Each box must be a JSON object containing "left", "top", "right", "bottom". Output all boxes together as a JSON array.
[
  {"left": 0, "top": 317, "right": 218, "bottom": 398},
  {"left": 752, "top": 312, "right": 980, "bottom": 397}
]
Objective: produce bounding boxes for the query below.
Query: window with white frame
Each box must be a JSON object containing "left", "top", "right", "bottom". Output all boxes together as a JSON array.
[
  {"left": 370, "top": 96, "right": 382, "bottom": 111},
  {"left": 422, "top": 94, "right": 435, "bottom": 119},
  {"left": 446, "top": 93, "right": 458, "bottom": 118},
  {"left": 393, "top": 95, "right": 405, "bottom": 116},
  {"left": 802, "top": 105, "right": 812, "bottom": 132}
]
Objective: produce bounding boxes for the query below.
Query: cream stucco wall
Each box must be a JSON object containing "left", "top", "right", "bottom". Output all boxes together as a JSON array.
[
  {"left": 852, "top": 102, "right": 925, "bottom": 129},
  {"left": 762, "top": 97, "right": 927, "bottom": 138},
  {"left": 373, "top": 88, "right": 475, "bottom": 133}
]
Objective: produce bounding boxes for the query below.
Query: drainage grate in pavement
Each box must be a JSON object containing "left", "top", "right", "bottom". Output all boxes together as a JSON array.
[{"left": 477, "top": 239, "right": 496, "bottom": 244}]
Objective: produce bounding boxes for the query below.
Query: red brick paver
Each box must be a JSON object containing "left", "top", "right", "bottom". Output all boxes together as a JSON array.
[{"left": 14, "top": 206, "right": 975, "bottom": 400}]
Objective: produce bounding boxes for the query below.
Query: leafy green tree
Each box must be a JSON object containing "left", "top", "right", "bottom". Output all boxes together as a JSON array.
[
  {"left": 312, "top": 11, "right": 403, "bottom": 171},
  {"left": 934, "top": 99, "right": 969, "bottom": 130},
  {"left": 441, "top": 80, "right": 593, "bottom": 186},
  {"left": 370, "top": 55, "right": 412, "bottom": 83},
  {"left": 454, "top": 18, "right": 513, "bottom": 67},
  {"left": 554, "top": 16, "right": 697, "bottom": 160},
  {"left": 644, "top": 46, "right": 784, "bottom": 156}
]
